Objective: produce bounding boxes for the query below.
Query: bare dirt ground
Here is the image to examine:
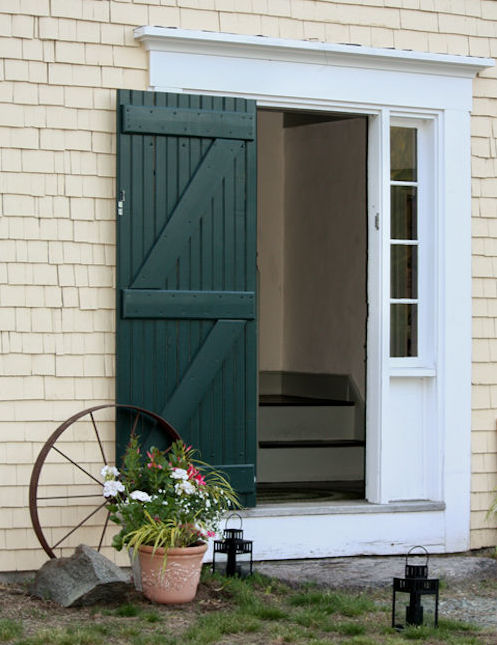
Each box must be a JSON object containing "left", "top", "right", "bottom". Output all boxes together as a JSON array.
[{"left": 2, "top": 551, "right": 497, "bottom": 644}]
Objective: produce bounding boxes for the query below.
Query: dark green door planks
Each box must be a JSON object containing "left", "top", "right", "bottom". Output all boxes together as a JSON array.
[{"left": 116, "top": 90, "right": 257, "bottom": 506}]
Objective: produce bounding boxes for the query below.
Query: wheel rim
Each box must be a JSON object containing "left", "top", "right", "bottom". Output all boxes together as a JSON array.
[{"left": 29, "top": 404, "right": 180, "bottom": 559}]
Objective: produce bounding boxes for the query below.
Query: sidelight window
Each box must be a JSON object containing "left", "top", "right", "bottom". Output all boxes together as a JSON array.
[{"left": 390, "top": 126, "right": 419, "bottom": 357}]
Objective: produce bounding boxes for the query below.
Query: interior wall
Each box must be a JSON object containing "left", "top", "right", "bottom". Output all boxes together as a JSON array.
[
  {"left": 257, "top": 111, "right": 285, "bottom": 373},
  {"left": 282, "top": 117, "right": 367, "bottom": 397}
]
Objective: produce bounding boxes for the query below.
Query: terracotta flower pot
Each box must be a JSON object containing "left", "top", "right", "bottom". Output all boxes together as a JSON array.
[{"left": 137, "top": 541, "right": 208, "bottom": 604}]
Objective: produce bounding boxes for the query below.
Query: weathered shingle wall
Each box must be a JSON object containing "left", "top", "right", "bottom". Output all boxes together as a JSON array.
[{"left": 1, "top": 0, "right": 496, "bottom": 570}]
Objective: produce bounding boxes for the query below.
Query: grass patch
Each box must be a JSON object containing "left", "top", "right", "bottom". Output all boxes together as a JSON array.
[
  {"left": 438, "top": 618, "right": 480, "bottom": 632},
  {"left": 183, "top": 610, "right": 261, "bottom": 643},
  {"left": 268, "top": 623, "right": 310, "bottom": 643},
  {"left": 289, "top": 589, "right": 376, "bottom": 617},
  {"left": 140, "top": 611, "right": 161, "bottom": 623},
  {"left": 344, "top": 637, "right": 380, "bottom": 645},
  {"left": 333, "top": 622, "right": 366, "bottom": 635},
  {"left": 13, "top": 625, "right": 106, "bottom": 645},
  {"left": 0, "top": 618, "right": 22, "bottom": 641},
  {"left": 113, "top": 603, "right": 141, "bottom": 617},
  {"left": 2, "top": 571, "right": 493, "bottom": 645},
  {"left": 129, "top": 635, "right": 176, "bottom": 645},
  {"left": 249, "top": 603, "right": 288, "bottom": 620},
  {"left": 294, "top": 607, "right": 332, "bottom": 630}
]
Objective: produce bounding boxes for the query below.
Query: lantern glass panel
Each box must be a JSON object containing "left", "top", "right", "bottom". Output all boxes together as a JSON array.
[
  {"left": 392, "top": 579, "right": 439, "bottom": 630},
  {"left": 213, "top": 552, "right": 252, "bottom": 578},
  {"left": 212, "top": 544, "right": 253, "bottom": 578},
  {"left": 212, "top": 533, "right": 253, "bottom": 578}
]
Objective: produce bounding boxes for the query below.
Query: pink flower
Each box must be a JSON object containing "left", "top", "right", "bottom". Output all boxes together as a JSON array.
[
  {"left": 207, "top": 530, "right": 216, "bottom": 538},
  {"left": 195, "top": 474, "right": 206, "bottom": 486}
]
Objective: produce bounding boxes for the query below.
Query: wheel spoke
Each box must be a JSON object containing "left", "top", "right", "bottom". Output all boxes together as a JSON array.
[
  {"left": 130, "top": 412, "right": 141, "bottom": 437},
  {"left": 37, "top": 493, "right": 103, "bottom": 501},
  {"left": 30, "top": 403, "right": 181, "bottom": 560},
  {"left": 52, "top": 446, "right": 102, "bottom": 486},
  {"left": 97, "top": 510, "right": 111, "bottom": 552},
  {"left": 90, "top": 411, "right": 107, "bottom": 466},
  {"left": 52, "top": 500, "right": 108, "bottom": 550}
]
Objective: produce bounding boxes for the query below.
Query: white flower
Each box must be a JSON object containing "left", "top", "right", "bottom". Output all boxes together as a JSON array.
[
  {"left": 175, "top": 480, "right": 196, "bottom": 495},
  {"left": 171, "top": 467, "right": 188, "bottom": 481},
  {"left": 103, "top": 479, "right": 125, "bottom": 498},
  {"left": 101, "top": 465, "right": 120, "bottom": 479},
  {"left": 129, "top": 490, "right": 152, "bottom": 503}
]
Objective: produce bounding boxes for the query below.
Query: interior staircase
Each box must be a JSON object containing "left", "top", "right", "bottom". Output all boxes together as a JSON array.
[{"left": 257, "top": 372, "right": 365, "bottom": 491}]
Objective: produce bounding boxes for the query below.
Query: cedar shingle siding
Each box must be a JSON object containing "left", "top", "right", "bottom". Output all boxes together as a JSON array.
[{"left": 1, "top": 0, "right": 496, "bottom": 570}]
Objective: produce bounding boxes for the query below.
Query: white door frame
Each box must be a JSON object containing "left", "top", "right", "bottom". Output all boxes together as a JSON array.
[{"left": 134, "top": 27, "right": 493, "bottom": 554}]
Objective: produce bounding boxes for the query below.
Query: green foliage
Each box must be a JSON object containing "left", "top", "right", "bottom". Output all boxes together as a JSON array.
[
  {"left": 289, "top": 589, "right": 376, "bottom": 617},
  {"left": 104, "top": 437, "right": 240, "bottom": 562},
  {"left": 333, "top": 622, "right": 366, "bottom": 635},
  {"left": 113, "top": 603, "right": 141, "bottom": 617},
  {"left": 247, "top": 603, "right": 288, "bottom": 621},
  {"left": 183, "top": 610, "right": 260, "bottom": 643},
  {"left": 13, "top": 625, "right": 105, "bottom": 645},
  {"left": 438, "top": 618, "right": 480, "bottom": 632},
  {"left": 129, "top": 634, "right": 176, "bottom": 645},
  {"left": 402, "top": 624, "right": 437, "bottom": 640},
  {"left": 5, "top": 570, "right": 491, "bottom": 645},
  {"left": 140, "top": 611, "right": 161, "bottom": 623},
  {"left": 294, "top": 607, "right": 332, "bottom": 630},
  {"left": 0, "top": 618, "right": 22, "bottom": 641}
]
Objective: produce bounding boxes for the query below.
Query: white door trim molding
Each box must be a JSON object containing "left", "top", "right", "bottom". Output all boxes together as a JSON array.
[
  {"left": 134, "top": 26, "right": 494, "bottom": 555},
  {"left": 134, "top": 27, "right": 492, "bottom": 112},
  {"left": 134, "top": 26, "right": 492, "bottom": 79}
]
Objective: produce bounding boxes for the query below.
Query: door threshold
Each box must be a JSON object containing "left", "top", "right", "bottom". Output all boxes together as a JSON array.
[
  {"left": 240, "top": 499, "right": 445, "bottom": 518},
  {"left": 257, "top": 480, "right": 365, "bottom": 505}
]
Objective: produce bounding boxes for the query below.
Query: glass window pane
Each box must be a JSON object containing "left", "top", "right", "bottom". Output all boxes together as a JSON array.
[
  {"left": 391, "top": 186, "right": 417, "bottom": 240},
  {"left": 390, "top": 304, "right": 418, "bottom": 357},
  {"left": 391, "top": 245, "right": 418, "bottom": 299},
  {"left": 390, "top": 127, "right": 417, "bottom": 182}
]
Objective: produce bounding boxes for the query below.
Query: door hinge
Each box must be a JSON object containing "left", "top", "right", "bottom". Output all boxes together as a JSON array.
[
  {"left": 375, "top": 213, "right": 380, "bottom": 230},
  {"left": 117, "top": 190, "right": 125, "bottom": 217}
]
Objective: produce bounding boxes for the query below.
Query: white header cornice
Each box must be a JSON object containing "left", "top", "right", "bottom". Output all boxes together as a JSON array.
[{"left": 134, "top": 26, "right": 493, "bottom": 79}]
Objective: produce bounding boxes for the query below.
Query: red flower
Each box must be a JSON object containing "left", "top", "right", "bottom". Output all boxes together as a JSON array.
[{"left": 195, "top": 473, "right": 206, "bottom": 486}]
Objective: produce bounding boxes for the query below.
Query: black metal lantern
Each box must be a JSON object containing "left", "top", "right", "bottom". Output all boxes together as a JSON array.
[
  {"left": 392, "top": 546, "right": 439, "bottom": 630},
  {"left": 212, "top": 513, "right": 253, "bottom": 578}
]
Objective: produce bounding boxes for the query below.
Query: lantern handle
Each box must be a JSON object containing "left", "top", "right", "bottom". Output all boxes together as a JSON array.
[
  {"left": 224, "top": 512, "right": 243, "bottom": 531},
  {"left": 406, "top": 545, "right": 429, "bottom": 566}
]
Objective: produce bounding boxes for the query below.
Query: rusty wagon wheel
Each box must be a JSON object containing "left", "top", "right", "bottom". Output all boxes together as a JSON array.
[{"left": 29, "top": 404, "right": 180, "bottom": 560}]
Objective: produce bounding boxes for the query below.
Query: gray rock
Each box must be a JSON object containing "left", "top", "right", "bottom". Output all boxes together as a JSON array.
[{"left": 31, "top": 544, "right": 131, "bottom": 607}]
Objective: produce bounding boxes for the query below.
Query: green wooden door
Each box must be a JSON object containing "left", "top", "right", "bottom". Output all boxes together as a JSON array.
[{"left": 116, "top": 89, "right": 257, "bottom": 506}]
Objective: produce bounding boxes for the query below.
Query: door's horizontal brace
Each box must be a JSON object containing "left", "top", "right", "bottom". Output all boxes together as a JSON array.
[
  {"left": 122, "top": 105, "right": 255, "bottom": 140},
  {"left": 122, "top": 289, "right": 255, "bottom": 320}
]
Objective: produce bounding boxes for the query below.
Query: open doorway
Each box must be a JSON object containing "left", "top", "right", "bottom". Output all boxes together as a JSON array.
[{"left": 257, "top": 108, "right": 368, "bottom": 503}]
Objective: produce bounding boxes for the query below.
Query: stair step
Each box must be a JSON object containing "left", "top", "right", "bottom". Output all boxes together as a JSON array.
[
  {"left": 259, "top": 439, "right": 365, "bottom": 449},
  {"left": 259, "top": 394, "right": 354, "bottom": 406},
  {"left": 259, "top": 403, "right": 357, "bottom": 441}
]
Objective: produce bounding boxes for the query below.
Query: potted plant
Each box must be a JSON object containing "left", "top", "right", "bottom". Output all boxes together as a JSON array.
[{"left": 102, "top": 437, "right": 239, "bottom": 603}]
